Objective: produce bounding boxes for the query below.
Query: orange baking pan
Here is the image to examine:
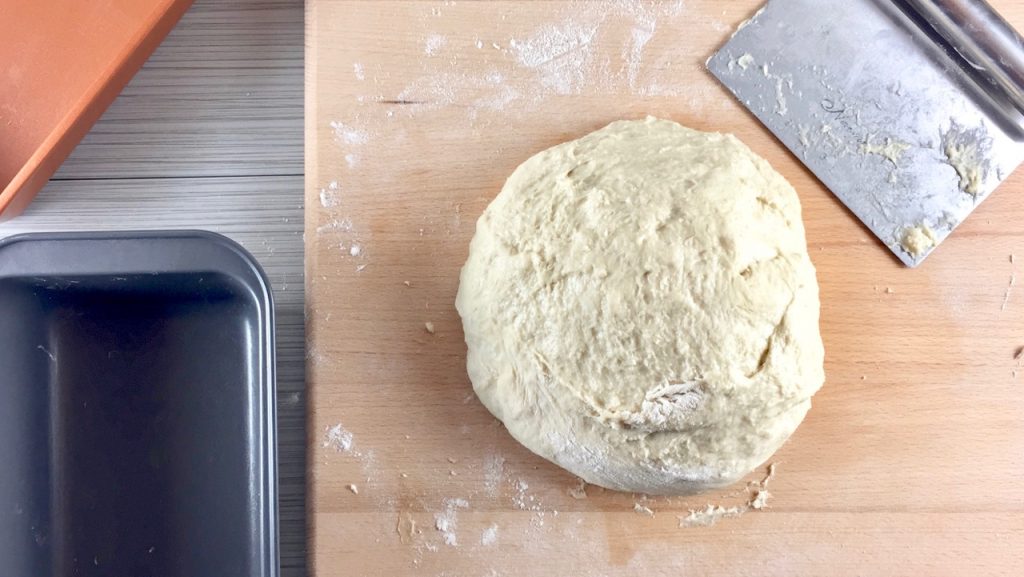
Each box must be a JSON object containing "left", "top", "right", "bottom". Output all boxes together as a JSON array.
[{"left": 0, "top": 0, "right": 194, "bottom": 221}]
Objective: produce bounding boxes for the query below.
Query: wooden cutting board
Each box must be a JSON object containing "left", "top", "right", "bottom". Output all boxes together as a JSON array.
[{"left": 305, "top": 2, "right": 1024, "bottom": 575}]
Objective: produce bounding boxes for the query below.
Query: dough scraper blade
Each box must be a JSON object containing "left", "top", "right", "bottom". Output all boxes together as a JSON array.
[{"left": 708, "top": 0, "right": 1024, "bottom": 267}]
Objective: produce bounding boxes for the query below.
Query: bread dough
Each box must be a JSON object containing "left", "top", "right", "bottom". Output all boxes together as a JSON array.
[
  {"left": 900, "top": 224, "right": 936, "bottom": 257},
  {"left": 456, "top": 117, "right": 825, "bottom": 494}
]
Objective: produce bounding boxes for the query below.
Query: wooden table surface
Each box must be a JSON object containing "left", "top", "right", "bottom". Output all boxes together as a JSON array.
[
  {"left": 308, "top": 1, "right": 1024, "bottom": 576},
  {"left": 0, "top": 1, "right": 306, "bottom": 575}
]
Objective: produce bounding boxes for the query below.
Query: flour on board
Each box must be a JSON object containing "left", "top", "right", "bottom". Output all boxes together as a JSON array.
[
  {"left": 424, "top": 33, "right": 448, "bottom": 56},
  {"left": 323, "top": 423, "right": 356, "bottom": 454},
  {"left": 316, "top": 218, "right": 352, "bottom": 235},
  {"left": 480, "top": 523, "right": 499, "bottom": 546},
  {"left": 330, "top": 121, "right": 369, "bottom": 145},
  {"left": 510, "top": 18, "right": 600, "bottom": 95},
  {"left": 483, "top": 454, "right": 506, "bottom": 498},
  {"left": 435, "top": 498, "right": 470, "bottom": 546},
  {"left": 383, "top": 0, "right": 708, "bottom": 123},
  {"left": 319, "top": 181, "right": 340, "bottom": 208}
]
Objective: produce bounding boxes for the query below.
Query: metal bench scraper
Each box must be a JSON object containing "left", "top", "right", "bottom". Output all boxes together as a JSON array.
[{"left": 708, "top": 0, "right": 1024, "bottom": 266}]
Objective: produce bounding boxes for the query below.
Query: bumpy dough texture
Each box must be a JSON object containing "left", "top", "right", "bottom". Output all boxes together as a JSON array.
[{"left": 456, "top": 117, "right": 825, "bottom": 494}]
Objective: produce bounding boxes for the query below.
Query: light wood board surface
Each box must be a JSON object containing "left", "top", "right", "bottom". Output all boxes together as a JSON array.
[
  {"left": 0, "top": 1, "right": 306, "bottom": 574},
  {"left": 306, "top": 2, "right": 1024, "bottom": 575}
]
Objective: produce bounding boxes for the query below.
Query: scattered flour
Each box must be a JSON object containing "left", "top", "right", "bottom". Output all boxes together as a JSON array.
[
  {"left": 483, "top": 454, "right": 506, "bottom": 498},
  {"left": 316, "top": 218, "right": 352, "bottom": 235},
  {"left": 618, "top": 0, "right": 685, "bottom": 89},
  {"left": 396, "top": 72, "right": 461, "bottom": 109},
  {"left": 319, "top": 181, "right": 340, "bottom": 208},
  {"left": 323, "top": 424, "right": 356, "bottom": 454},
  {"left": 472, "top": 84, "right": 522, "bottom": 115},
  {"left": 435, "top": 498, "right": 470, "bottom": 546},
  {"left": 625, "top": 26, "right": 655, "bottom": 89},
  {"left": 480, "top": 523, "right": 499, "bottom": 546},
  {"left": 322, "top": 423, "right": 382, "bottom": 489},
  {"left": 511, "top": 478, "right": 533, "bottom": 510},
  {"left": 425, "top": 33, "right": 448, "bottom": 56},
  {"left": 330, "top": 121, "right": 369, "bottom": 145},
  {"left": 510, "top": 18, "right": 601, "bottom": 95},
  {"left": 381, "top": 0, "right": 705, "bottom": 122},
  {"left": 353, "top": 62, "right": 365, "bottom": 81}
]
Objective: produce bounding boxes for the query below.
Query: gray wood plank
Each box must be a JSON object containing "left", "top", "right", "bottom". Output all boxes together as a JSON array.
[
  {"left": 3, "top": 0, "right": 307, "bottom": 572},
  {"left": 53, "top": 0, "right": 303, "bottom": 180}
]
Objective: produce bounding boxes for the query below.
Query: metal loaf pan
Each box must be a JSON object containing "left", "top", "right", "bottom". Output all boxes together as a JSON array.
[{"left": 0, "top": 231, "right": 278, "bottom": 577}]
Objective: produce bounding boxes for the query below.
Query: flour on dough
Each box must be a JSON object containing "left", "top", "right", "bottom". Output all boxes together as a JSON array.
[{"left": 456, "top": 117, "right": 825, "bottom": 495}]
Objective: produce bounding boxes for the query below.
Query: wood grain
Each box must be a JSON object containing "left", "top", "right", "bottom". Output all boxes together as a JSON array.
[
  {"left": 307, "top": 1, "right": 1024, "bottom": 575},
  {"left": 0, "top": 1, "right": 306, "bottom": 574},
  {"left": 53, "top": 0, "right": 302, "bottom": 180}
]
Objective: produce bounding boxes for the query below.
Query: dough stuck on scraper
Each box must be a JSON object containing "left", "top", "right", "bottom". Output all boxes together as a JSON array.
[{"left": 456, "top": 117, "right": 825, "bottom": 495}]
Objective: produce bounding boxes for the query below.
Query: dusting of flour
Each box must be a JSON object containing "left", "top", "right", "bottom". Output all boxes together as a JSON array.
[
  {"left": 435, "top": 498, "right": 470, "bottom": 546},
  {"left": 328, "top": 0, "right": 718, "bottom": 149},
  {"left": 323, "top": 424, "right": 356, "bottom": 454},
  {"left": 480, "top": 523, "right": 499, "bottom": 546},
  {"left": 330, "top": 121, "right": 369, "bottom": 145},
  {"left": 318, "top": 181, "right": 340, "bottom": 208}
]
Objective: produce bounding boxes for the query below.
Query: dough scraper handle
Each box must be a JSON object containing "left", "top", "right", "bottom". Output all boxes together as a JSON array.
[{"left": 900, "top": 0, "right": 1024, "bottom": 125}]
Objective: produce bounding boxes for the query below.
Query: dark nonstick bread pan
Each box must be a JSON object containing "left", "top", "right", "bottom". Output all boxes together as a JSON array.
[{"left": 0, "top": 231, "right": 278, "bottom": 577}]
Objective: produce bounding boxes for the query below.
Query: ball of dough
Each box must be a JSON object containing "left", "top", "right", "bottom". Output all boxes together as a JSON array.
[{"left": 456, "top": 117, "right": 825, "bottom": 495}]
